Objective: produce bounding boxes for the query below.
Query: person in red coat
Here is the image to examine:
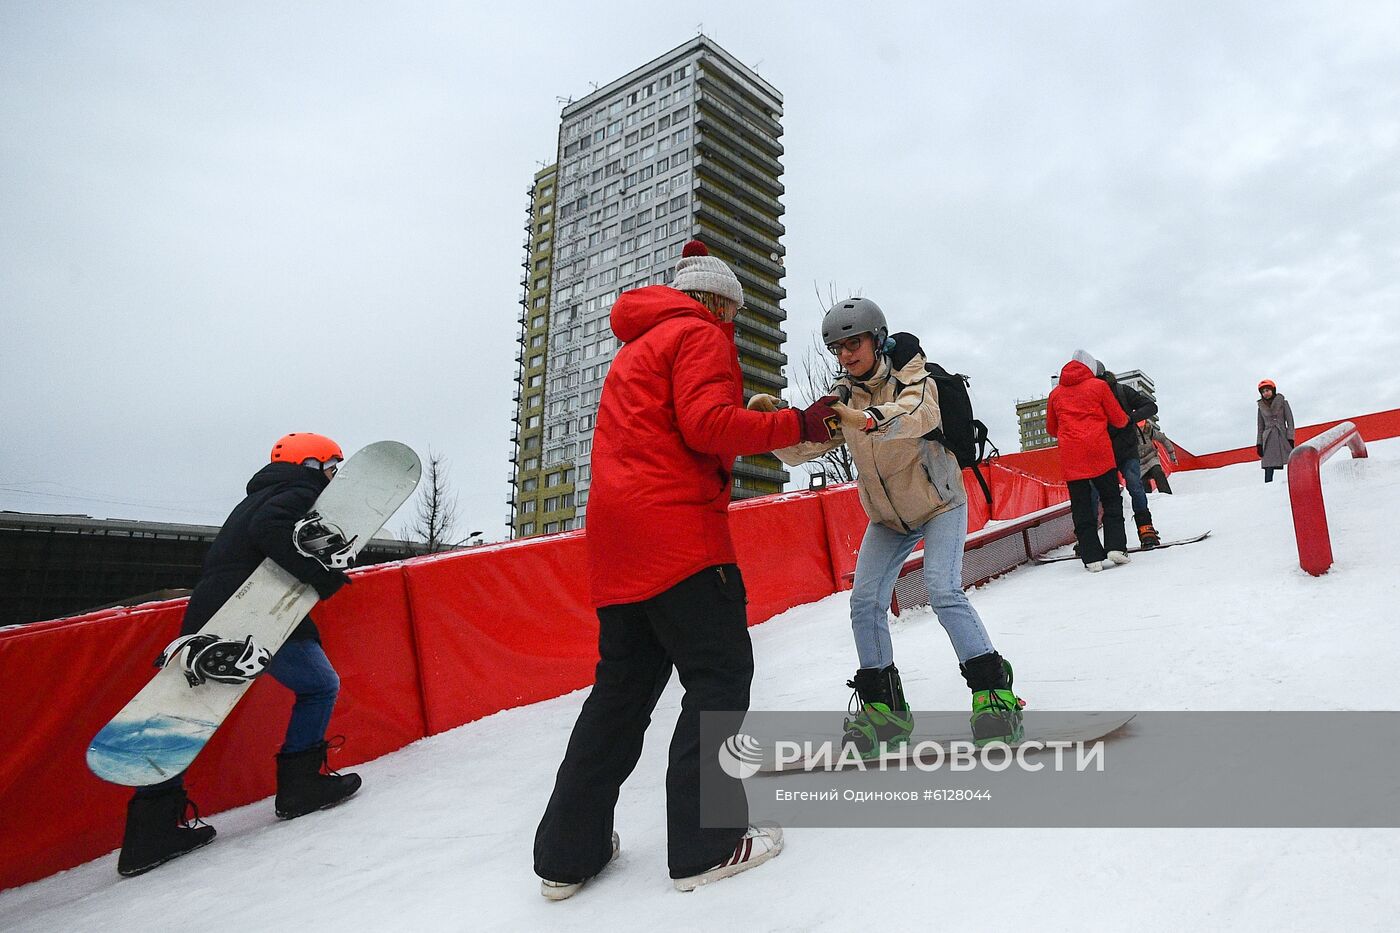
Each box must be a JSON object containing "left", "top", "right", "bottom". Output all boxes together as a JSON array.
[
  {"left": 535, "top": 241, "right": 837, "bottom": 897},
  {"left": 1046, "top": 350, "right": 1131, "bottom": 571}
]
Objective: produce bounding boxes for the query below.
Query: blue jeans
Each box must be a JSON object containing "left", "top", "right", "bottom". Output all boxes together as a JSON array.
[
  {"left": 848, "top": 504, "right": 995, "bottom": 670},
  {"left": 1091, "top": 457, "right": 1150, "bottom": 517},
  {"left": 267, "top": 638, "right": 341, "bottom": 754}
]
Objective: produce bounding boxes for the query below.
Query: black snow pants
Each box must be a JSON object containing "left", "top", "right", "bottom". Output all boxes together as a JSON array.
[
  {"left": 534, "top": 564, "right": 752, "bottom": 882},
  {"left": 1067, "top": 468, "right": 1128, "bottom": 564}
]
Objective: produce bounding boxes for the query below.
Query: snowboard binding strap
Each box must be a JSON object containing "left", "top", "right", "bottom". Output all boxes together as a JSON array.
[
  {"left": 293, "top": 512, "right": 357, "bottom": 570},
  {"left": 158, "top": 634, "right": 272, "bottom": 688}
]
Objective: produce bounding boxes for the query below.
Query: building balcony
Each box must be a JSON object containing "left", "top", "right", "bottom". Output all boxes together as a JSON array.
[
  {"left": 695, "top": 72, "right": 783, "bottom": 139},
  {"left": 694, "top": 183, "right": 785, "bottom": 240},
  {"left": 694, "top": 158, "right": 785, "bottom": 218},
  {"left": 696, "top": 93, "right": 784, "bottom": 160}
]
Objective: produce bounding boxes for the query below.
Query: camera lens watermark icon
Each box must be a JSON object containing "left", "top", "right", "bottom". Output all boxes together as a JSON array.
[{"left": 717, "top": 733, "right": 764, "bottom": 779}]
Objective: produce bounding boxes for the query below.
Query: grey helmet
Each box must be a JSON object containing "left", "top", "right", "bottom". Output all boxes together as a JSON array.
[{"left": 822, "top": 297, "right": 888, "bottom": 347}]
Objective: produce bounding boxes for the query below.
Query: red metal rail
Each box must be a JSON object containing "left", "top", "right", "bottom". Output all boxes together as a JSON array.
[{"left": 1288, "top": 421, "right": 1368, "bottom": 576}]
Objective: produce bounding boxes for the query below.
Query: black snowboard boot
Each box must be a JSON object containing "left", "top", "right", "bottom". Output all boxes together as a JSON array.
[
  {"left": 275, "top": 738, "right": 362, "bottom": 820},
  {"left": 1134, "top": 510, "right": 1160, "bottom": 548},
  {"left": 116, "top": 786, "right": 216, "bottom": 877},
  {"left": 843, "top": 664, "right": 914, "bottom": 759},
  {"left": 960, "top": 652, "right": 1026, "bottom": 746}
]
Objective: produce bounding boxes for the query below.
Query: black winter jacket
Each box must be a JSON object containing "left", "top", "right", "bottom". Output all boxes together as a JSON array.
[
  {"left": 1101, "top": 376, "right": 1158, "bottom": 465},
  {"left": 180, "top": 462, "right": 345, "bottom": 642}
]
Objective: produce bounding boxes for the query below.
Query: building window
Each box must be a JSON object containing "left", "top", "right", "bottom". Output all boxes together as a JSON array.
[
  {"left": 521, "top": 500, "right": 537, "bottom": 513},
  {"left": 522, "top": 478, "right": 538, "bottom": 492},
  {"left": 520, "top": 522, "right": 535, "bottom": 535},
  {"left": 544, "top": 522, "right": 559, "bottom": 534}
]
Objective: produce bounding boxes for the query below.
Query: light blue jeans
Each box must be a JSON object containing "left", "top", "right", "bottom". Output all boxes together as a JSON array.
[{"left": 848, "top": 504, "right": 995, "bottom": 670}]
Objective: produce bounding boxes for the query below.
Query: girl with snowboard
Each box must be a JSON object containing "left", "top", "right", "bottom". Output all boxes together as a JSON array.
[{"left": 756, "top": 298, "right": 1024, "bottom": 758}]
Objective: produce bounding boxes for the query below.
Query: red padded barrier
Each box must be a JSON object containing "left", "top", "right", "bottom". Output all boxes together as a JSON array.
[
  {"left": 0, "top": 564, "right": 422, "bottom": 893},
  {"left": 729, "top": 492, "right": 836, "bottom": 622},
  {"left": 1176, "top": 407, "right": 1400, "bottom": 472},
  {"left": 816, "top": 484, "right": 867, "bottom": 590},
  {"left": 403, "top": 533, "right": 600, "bottom": 736},
  {"left": 0, "top": 600, "right": 186, "bottom": 891},
  {"left": 17, "top": 413, "right": 1380, "bottom": 892}
]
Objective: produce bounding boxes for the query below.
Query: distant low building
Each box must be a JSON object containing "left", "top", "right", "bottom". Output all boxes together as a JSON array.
[{"left": 0, "top": 512, "right": 430, "bottom": 627}]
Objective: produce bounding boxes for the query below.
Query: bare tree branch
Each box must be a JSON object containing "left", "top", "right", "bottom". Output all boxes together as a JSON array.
[
  {"left": 788, "top": 282, "right": 864, "bottom": 485},
  {"left": 401, "top": 448, "right": 462, "bottom": 553}
]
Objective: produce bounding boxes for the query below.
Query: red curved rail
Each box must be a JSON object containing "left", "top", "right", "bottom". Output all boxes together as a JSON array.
[{"left": 1288, "top": 421, "right": 1368, "bottom": 576}]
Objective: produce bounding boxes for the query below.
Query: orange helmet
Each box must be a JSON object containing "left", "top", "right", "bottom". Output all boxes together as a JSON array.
[
  {"left": 1258, "top": 379, "right": 1277, "bottom": 393},
  {"left": 270, "top": 433, "right": 343, "bottom": 469}
]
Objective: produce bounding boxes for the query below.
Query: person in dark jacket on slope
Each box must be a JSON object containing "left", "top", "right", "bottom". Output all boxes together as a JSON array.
[
  {"left": 1046, "top": 350, "right": 1131, "bottom": 572},
  {"left": 1098, "top": 369, "right": 1162, "bottom": 547},
  {"left": 1256, "top": 379, "right": 1296, "bottom": 483},
  {"left": 534, "top": 241, "right": 837, "bottom": 898},
  {"left": 116, "top": 433, "right": 362, "bottom": 877}
]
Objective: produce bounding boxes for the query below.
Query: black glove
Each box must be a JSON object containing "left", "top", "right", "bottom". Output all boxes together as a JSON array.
[
  {"left": 887, "top": 332, "right": 924, "bottom": 370},
  {"left": 1287, "top": 438, "right": 1295, "bottom": 449},
  {"left": 313, "top": 570, "right": 351, "bottom": 601},
  {"left": 796, "top": 396, "right": 840, "bottom": 442},
  {"left": 1256, "top": 444, "right": 1264, "bottom": 456}
]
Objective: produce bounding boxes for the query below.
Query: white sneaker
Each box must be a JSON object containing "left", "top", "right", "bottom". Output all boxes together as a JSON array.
[
  {"left": 1106, "top": 551, "right": 1132, "bottom": 565},
  {"left": 1085, "top": 561, "right": 1107, "bottom": 573},
  {"left": 673, "top": 824, "right": 783, "bottom": 892},
  {"left": 540, "top": 832, "right": 619, "bottom": 900}
]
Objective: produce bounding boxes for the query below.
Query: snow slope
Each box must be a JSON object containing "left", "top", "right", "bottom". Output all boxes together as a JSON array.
[{"left": 4, "top": 440, "right": 1399, "bottom": 932}]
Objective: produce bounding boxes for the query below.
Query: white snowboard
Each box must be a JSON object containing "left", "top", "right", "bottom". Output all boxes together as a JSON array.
[{"left": 87, "top": 441, "right": 421, "bottom": 786}]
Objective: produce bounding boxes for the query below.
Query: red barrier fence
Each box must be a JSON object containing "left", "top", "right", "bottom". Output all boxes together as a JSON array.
[
  {"left": 1173, "top": 407, "right": 1400, "bottom": 472},
  {"left": 1287, "top": 422, "right": 1369, "bottom": 576},
  {"left": 2, "top": 411, "right": 1393, "bottom": 892}
]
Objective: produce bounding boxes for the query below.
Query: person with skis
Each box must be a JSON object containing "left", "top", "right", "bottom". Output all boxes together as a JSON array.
[
  {"left": 1046, "top": 350, "right": 1132, "bottom": 572},
  {"left": 116, "top": 432, "right": 363, "bottom": 877},
  {"left": 1137, "top": 420, "right": 1178, "bottom": 494},
  {"left": 758, "top": 298, "right": 1024, "bottom": 757},
  {"left": 1256, "top": 379, "right": 1296, "bottom": 483},
  {"left": 1097, "top": 369, "right": 1162, "bottom": 547},
  {"left": 534, "top": 241, "right": 838, "bottom": 897}
]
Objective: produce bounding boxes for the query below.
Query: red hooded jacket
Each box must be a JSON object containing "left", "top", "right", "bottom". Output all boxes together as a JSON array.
[
  {"left": 1045, "top": 360, "right": 1129, "bottom": 481},
  {"left": 587, "top": 286, "right": 802, "bottom": 608}
]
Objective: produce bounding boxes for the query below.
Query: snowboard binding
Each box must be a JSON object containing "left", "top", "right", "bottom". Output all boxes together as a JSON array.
[
  {"left": 293, "top": 512, "right": 357, "bottom": 570},
  {"left": 158, "top": 634, "right": 272, "bottom": 688}
]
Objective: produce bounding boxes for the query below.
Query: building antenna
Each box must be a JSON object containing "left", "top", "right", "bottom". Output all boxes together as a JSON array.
[{"left": 696, "top": 22, "right": 704, "bottom": 36}]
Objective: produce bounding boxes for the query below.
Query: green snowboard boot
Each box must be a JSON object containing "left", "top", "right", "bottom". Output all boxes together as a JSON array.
[
  {"left": 961, "top": 652, "right": 1026, "bottom": 746},
  {"left": 843, "top": 664, "right": 915, "bottom": 760}
]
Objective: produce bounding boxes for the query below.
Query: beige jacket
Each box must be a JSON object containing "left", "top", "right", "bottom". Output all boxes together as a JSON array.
[{"left": 776, "top": 353, "right": 966, "bottom": 532}]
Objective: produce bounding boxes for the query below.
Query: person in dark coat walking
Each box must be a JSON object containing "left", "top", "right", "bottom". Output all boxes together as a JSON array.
[
  {"left": 116, "top": 433, "right": 362, "bottom": 877},
  {"left": 1046, "top": 350, "right": 1131, "bottom": 571},
  {"left": 533, "top": 241, "right": 837, "bottom": 897},
  {"left": 1096, "top": 370, "right": 1160, "bottom": 546},
  {"left": 1256, "top": 379, "right": 1296, "bottom": 482}
]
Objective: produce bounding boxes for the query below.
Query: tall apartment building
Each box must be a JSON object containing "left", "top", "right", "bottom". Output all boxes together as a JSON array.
[
  {"left": 1016, "top": 369, "right": 1159, "bottom": 452},
  {"left": 509, "top": 36, "right": 790, "bottom": 539}
]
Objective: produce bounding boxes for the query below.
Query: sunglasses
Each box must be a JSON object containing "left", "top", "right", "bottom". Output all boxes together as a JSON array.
[{"left": 826, "top": 336, "right": 866, "bottom": 356}]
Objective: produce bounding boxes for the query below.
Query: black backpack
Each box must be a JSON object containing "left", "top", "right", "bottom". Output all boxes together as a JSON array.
[{"left": 887, "top": 333, "right": 999, "bottom": 504}]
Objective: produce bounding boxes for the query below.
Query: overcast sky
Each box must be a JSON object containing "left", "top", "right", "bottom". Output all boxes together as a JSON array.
[{"left": 3, "top": 2, "right": 1398, "bottom": 539}]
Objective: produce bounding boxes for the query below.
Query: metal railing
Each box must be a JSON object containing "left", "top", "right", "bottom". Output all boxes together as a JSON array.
[
  {"left": 1288, "top": 421, "right": 1368, "bottom": 576},
  {"left": 841, "top": 500, "right": 1076, "bottom": 614}
]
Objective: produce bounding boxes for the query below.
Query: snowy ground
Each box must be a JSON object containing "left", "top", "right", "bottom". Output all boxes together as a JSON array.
[{"left": 4, "top": 440, "right": 1399, "bottom": 932}]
